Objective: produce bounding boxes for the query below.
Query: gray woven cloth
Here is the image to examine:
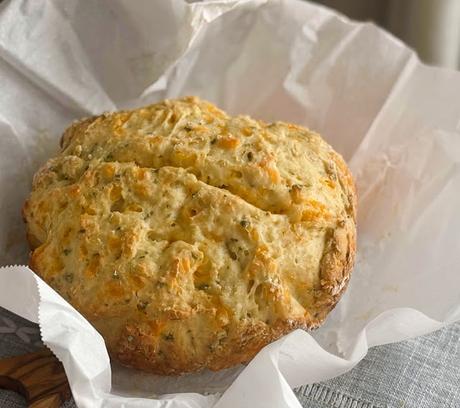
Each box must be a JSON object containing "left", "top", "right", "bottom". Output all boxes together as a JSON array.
[{"left": 0, "top": 307, "right": 459, "bottom": 408}]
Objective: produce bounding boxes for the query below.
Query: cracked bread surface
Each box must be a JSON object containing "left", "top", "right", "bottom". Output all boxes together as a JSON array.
[{"left": 23, "top": 96, "right": 356, "bottom": 374}]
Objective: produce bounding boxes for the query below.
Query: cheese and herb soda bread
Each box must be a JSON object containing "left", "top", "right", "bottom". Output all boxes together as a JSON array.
[{"left": 23, "top": 96, "right": 356, "bottom": 374}]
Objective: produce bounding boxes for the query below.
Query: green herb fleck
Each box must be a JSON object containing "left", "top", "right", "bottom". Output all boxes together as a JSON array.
[
  {"left": 64, "top": 273, "right": 73, "bottom": 283},
  {"left": 240, "top": 220, "right": 250, "bottom": 229},
  {"left": 163, "top": 333, "right": 174, "bottom": 341},
  {"left": 63, "top": 248, "right": 71, "bottom": 256}
]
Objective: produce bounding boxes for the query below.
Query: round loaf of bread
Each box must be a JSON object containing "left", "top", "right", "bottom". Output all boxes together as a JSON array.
[{"left": 23, "top": 97, "right": 356, "bottom": 375}]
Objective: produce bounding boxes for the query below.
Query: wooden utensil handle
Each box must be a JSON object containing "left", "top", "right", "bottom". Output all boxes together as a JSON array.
[{"left": 0, "top": 348, "right": 71, "bottom": 408}]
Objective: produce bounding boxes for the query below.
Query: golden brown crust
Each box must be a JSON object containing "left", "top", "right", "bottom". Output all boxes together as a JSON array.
[
  {"left": 313, "top": 151, "right": 357, "bottom": 325},
  {"left": 23, "top": 96, "right": 357, "bottom": 375}
]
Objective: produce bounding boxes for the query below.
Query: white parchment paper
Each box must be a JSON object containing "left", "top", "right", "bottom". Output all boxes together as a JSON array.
[{"left": 1, "top": 1, "right": 460, "bottom": 407}]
